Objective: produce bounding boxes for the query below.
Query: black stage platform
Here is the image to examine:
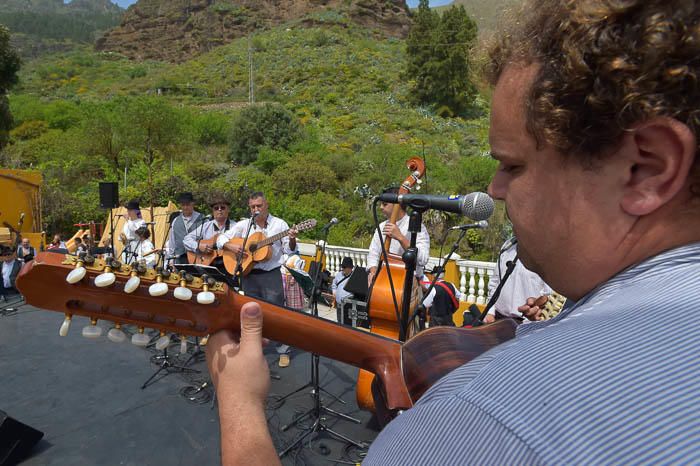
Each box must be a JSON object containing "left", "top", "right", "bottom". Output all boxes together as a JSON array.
[{"left": 0, "top": 301, "right": 380, "bottom": 465}]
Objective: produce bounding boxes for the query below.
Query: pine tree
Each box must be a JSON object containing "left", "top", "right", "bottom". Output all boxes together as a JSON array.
[
  {"left": 405, "top": 4, "right": 477, "bottom": 117},
  {"left": 0, "top": 24, "right": 21, "bottom": 149}
]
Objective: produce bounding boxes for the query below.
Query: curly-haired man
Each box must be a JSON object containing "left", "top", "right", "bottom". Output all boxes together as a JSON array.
[{"left": 206, "top": 1, "right": 700, "bottom": 464}]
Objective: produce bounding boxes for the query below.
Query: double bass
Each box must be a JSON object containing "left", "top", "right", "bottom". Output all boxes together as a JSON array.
[{"left": 356, "top": 157, "right": 426, "bottom": 411}]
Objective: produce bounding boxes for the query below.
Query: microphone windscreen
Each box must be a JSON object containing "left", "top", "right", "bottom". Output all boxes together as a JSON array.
[{"left": 462, "top": 192, "right": 494, "bottom": 221}]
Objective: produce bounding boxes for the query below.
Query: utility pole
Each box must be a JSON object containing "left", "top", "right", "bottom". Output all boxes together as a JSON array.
[{"left": 248, "top": 35, "right": 255, "bottom": 104}]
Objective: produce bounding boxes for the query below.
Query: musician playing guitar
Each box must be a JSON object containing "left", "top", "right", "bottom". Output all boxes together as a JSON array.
[
  {"left": 217, "top": 191, "right": 297, "bottom": 306},
  {"left": 206, "top": 1, "right": 700, "bottom": 464},
  {"left": 183, "top": 194, "right": 232, "bottom": 271}
]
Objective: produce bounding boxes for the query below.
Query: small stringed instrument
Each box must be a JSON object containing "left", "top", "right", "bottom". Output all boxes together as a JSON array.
[
  {"left": 186, "top": 235, "right": 221, "bottom": 266},
  {"left": 222, "top": 219, "right": 316, "bottom": 276},
  {"left": 357, "top": 157, "right": 426, "bottom": 411},
  {"left": 16, "top": 252, "right": 517, "bottom": 425}
]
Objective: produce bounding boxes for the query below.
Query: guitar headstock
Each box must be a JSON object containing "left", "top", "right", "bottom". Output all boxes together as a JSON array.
[
  {"left": 17, "top": 252, "right": 238, "bottom": 348},
  {"left": 293, "top": 219, "right": 317, "bottom": 232}
]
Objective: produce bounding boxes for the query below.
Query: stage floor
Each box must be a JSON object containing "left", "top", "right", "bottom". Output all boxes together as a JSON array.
[{"left": 0, "top": 300, "right": 380, "bottom": 465}]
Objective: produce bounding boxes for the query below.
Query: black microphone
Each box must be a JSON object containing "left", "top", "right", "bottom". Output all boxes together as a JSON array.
[
  {"left": 376, "top": 192, "right": 494, "bottom": 220},
  {"left": 450, "top": 220, "right": 489, "bottom": 231},
  {"left": 321, "top": 217, "right": 339, "bottom": 231}
]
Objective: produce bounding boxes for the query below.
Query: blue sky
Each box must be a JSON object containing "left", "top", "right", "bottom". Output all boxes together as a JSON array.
[{"left": 108, "top": 0, "right": 453, "bottom": 9}]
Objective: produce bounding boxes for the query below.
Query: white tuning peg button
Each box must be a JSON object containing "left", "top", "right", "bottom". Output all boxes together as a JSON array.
[
  {"left": 95, "top": 271, "right": 116, "bottom": 287},
  {"left": 174, "top": 286, "right": 192, "bottom": 301},
  {"left": 124, "top": 274, "right": 141, "bottom": 293},
  {"left": 155, "top": 333, "right": 171, "bottom": 351},
  {"left": 179, "top": 336, "right": 188, "bottom": 354},
  {"left": 131, "top": 328, "right": 150, "bottom": 347},
  {"left": 197, "top": 291, "right": 215, "bottom": 305},
  {"left": 107, "top": 324, "right": 127, "bottom": 343},
  {"left": 82, "top": 319, "right": 103, "bottom": 339},
  {"left": 66, "top": 266, "right": 87, "bottom": 284},
  {"left": 149, "top": 282, "right": 169, "bottom": 297},
  {"left": 59, "top": 314, "right": 72, "bottom": 337}
]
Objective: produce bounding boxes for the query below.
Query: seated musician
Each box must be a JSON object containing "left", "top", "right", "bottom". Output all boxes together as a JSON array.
[
  {"left": 183, "top": 194, "right": 232, "bottom": 272},
  {"left": 421, "top": 269, "right": 463, "bottom": 327},
  {"left": 366, "top": 186, "right": 430, "bottom": 285},
  {"left": 119, "top": 200, "right": 146, "bottom": 263},
  {"left": 47, "top": 234, "right": 67, "bottom": 251},
  {"left": 204, "top": 1, "right": 700, "bottom": 464},
  {"left": 332, "top": 256, "right": 355, "bottom": 322},
  {"left": 128, "top": 226, "right": 156, "bottom": 268},
  {"left": 16, "top": 237, "right": 36, "bottom": 263}
]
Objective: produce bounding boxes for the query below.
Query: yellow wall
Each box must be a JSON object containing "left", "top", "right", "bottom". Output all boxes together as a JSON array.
[{"left": 0, "top": 169, "right": 44, "bottom": 249}]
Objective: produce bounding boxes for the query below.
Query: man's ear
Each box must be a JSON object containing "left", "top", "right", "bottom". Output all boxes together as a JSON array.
[{"left": 621, "top": 118, "right": 697, "bottom": 216}]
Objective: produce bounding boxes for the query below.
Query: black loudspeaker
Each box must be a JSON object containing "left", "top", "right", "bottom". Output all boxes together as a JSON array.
[
  {"left": 343, "top": 266, "right": 369, "bottom": 302},
  {"left": 99, "top": 182, "right": 119, "bottom": 209},
  {"left": 0, "top": 410, "right": 44, "bottom": 466}
]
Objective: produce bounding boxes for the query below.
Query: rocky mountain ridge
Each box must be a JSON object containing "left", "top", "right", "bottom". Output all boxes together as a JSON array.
[{"left": 95, "top": 0, "right": 411, "bottom": 62}]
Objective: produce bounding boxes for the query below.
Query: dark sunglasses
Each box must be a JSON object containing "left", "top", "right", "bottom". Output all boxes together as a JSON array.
[{"left": 213, "top": 205, "right": 228, "bottom": 211}]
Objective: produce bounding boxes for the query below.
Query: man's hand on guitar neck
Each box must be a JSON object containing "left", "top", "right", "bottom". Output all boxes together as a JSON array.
[{"left": 206, "top": 302, "right": 280, "bottom": 465}]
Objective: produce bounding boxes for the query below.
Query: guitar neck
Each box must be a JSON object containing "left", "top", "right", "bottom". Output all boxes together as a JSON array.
[{"left": 255, "top": 228, "right": 290, "bottom": 248}]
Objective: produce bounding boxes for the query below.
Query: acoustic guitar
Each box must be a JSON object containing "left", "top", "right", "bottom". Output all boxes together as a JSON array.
[
  {"left": 222, "top": 219, "right": 316, "bottom": 276},
  {"left": 16, "top": 252, "right": 517, "bottom": 425},
  {"left": 186, "top": 235, "right": 221, "bottom": 266}
]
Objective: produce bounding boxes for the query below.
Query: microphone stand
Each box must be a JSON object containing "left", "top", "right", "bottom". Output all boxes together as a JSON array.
[
  {"left": 277, "top": 226, "right": 364, "bottom": 458},
  {"left": 397, "top": 208, "right": 426, "bottom": 341},
  {"left": 159, "top": 215, "right": 177, "bottom": 270}
]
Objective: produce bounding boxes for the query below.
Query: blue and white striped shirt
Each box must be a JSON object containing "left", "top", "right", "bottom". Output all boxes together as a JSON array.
[{"left": 365, "top": 243, "right": 700, "bottom": 465}]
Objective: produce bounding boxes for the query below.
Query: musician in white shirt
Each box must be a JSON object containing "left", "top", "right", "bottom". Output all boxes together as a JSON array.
[
  {"left": 119, "top": 199, "right": 147, "bottom": 263},
  {"left": 216, "top": 192, "right": 298, "bottom": 305}
]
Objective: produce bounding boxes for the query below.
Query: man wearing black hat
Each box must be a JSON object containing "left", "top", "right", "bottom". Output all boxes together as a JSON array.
[
  {"left": 332, "top": 256, "right": 355, "bottom": 322},
  {"left": 169, "top": 192, "right": 204, "bottom": 264},
  {"left": 183, "top": 194, "right": 231, "bottom": 271}
]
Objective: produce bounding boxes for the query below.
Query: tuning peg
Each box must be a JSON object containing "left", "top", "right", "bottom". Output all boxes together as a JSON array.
[
  {"left": 59, "top": 313, "right": 72, "bottom": 336},
  {"left": 174, "top": 273, "right": 192, "bottom": 301},
  {"left": 95, "top": 260, "right": 119, "bottom": 288},
  {"left": 155, "top": 331, "right": 171, "bottom": 351},
  {"left": 131, "top": 327, "right": 150, "bottom": 346},
  {"left": 179, "top": 335, "right": 188, "bottom": 354},
  {"left": 66, "top": 258, "right": 87, "bottom": 284},
  {"left": 196, "top": 275, "right": 215, "bottom": 305},
  {"left": 417, "top": 179, "right": 423, "bottom": 184},
  {"left": 107, "top": 323, "right": 127, "bottom": 343},
  {"left": 148, "top": 271, "right": 169, "bottom": 297},
  {"left": 82, "top": 318, "right": 103, "bottom": 339},
  {"left": 124, "top": 270, "right": 141, "bottom": 294}
]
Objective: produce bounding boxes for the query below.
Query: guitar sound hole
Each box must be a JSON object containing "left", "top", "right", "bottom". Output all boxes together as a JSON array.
[{"left": 249, "top": 244, "right": 257, "bottom": 253}]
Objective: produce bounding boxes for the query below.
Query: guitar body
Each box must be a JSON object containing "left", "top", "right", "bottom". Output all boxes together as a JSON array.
[
  {"left": 186, "top": 235, "right": 222, "bottom": 266},
  {"left": 222, "top": 232, "right": 272, "bottom": 276}
]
